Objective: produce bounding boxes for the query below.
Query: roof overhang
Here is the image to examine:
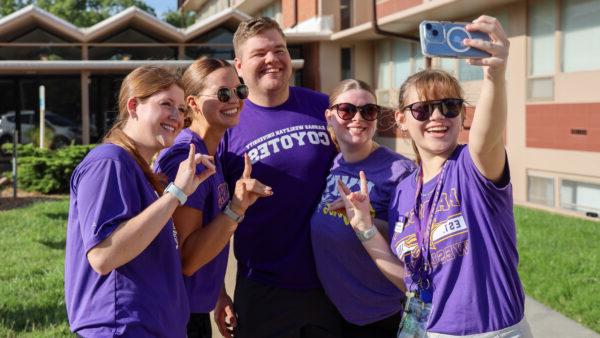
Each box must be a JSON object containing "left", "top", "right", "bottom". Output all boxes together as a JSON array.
[
  {"left": 0, "top": 59, "right": 305, "bottom": 73},
  {"left": 184, "top": 8, "right": 251, "bottom": 40},
  {"left": 0, "top": 5, "right": 84, "bottom": 42},
  {"left": 83, "top": 7, "right": 184, "bottom": 42},
  {"left": 331, "top": 0, "right": 518, "bottom": 43},
  {"left": 233, "top": 0, "right": 274, "bottom": 15}
]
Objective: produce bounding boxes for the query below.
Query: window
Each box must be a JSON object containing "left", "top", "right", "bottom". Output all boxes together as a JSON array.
[
  {"left": 527, "top": 175, "right": 555, "bottom": 206},
  {"left": 340, "top": 0, "right": 352, "bottom": 30},
  {"left": 560, "top": 180, "right": 600, "bottom": 214},
  {"left": 377, "top": 41, "right": 391, "bottom": 89},
  {"left": 259, "top": 1, "right": 283, "bottom": 25},
  {"left": 561, "top": 0, "right": 600, "bottom": 72},
  {"left": 376, "top": 39, "right": 422, "bottom": 90},
  {"left": 341, "top": 48, "right": 353, "bottom": 80},
  {"left": 393, "top": 41, "right": 411, "bottom": 87},
  {"left": 529, "top": 0, "right": 556, "bottom": 76}
]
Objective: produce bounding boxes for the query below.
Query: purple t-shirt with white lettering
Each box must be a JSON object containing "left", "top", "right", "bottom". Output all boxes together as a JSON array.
[
  {"left": 65, "top": 144, "right": 189, "bottom": 337},
  {"left": 155, "top": 128, "right": 230, "bottom": 313},
  {"left": 221, "top": 86, "right": 337, "bottom": 289},
  {"left": 388, "top": 145, "right": 525, "bottom": 335},
  {"left": 311, "top": 146, "right": 414, "bottom": 324}
]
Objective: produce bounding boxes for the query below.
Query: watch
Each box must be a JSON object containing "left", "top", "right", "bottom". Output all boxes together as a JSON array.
[
  {"left": 223, "top": 201, "right": 244, "bottom": 223},
  {"left": 355, "top": 225, "right": 377, "bottom": 242},
  {"left": 164, "top": 182, "right": 187, "bottom": 205}
]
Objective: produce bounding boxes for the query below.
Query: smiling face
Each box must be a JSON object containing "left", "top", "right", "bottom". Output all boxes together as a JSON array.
[
  {"left": 124, "top": 83, "right": 185, "bottom": 156},
  {"left": 401, "top": 86, "right": 462, "bottom": 160},
  {"left": 235, "top": 28, "right": 292, "bottom": 101},
  {"left": 190, "top": 67, "right": 244, "bottom": 131},
  {"left": 326, "top": 89, "right": 377, "bottom": 151}
]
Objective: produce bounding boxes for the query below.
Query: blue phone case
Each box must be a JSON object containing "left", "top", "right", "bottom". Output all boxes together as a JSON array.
[{"left": 420, "top": 21, "right": 491, "bottom": 58}]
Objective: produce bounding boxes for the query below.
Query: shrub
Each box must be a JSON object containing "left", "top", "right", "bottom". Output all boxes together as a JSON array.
[{"left": 4, "top": 144, "right": 96, "bottom": 194}]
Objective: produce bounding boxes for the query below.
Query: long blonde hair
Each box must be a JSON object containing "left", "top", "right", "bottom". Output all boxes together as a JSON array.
[
  {"left": 398, "top": 69, "right": 465, "bottom": 165},
  {"left": 103, "top": 65, "right": 183, "bottom": 192}
]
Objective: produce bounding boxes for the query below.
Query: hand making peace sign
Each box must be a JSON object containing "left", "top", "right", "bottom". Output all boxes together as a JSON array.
[{"left": 229, "top": 153, "right": 273, "bottom": 216}]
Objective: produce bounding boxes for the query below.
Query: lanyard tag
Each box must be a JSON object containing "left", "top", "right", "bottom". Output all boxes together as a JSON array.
[
  {"left": 394, "top": 216, "right": 407, "bottom": 233},
  {"left": 397, "top": 293, "right": 432, "bottom": 338}
]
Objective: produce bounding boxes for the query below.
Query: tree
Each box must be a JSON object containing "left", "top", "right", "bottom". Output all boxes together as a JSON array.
[
  {"left": 163, "top": 9, "right": 196, "bottom": 28},
  {"left": 0, "top": 0, "right": 33, "bottom": 16},
  {"left": 0, "top": 0, "right": 157, "bottom": 27}
]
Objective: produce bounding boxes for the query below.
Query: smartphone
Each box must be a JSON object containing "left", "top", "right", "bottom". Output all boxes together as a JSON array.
[{"left": 419, "top": 21, "right": 491, "bottom": 59}]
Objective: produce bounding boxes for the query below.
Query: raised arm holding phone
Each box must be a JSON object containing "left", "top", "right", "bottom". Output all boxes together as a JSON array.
[{"left": 338, "top": 16, "right": 533, "bottom": 337}]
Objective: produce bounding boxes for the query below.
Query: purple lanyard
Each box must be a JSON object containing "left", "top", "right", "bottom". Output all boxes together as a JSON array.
[{"left": 408, "top": 161, "right": 448, "bottom": 290}]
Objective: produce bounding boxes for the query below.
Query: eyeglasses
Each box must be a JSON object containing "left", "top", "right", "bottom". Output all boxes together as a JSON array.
[
  {"left": 199, "top": 84, "right": 249, "bottom": 103},
  {"left": 329, "top": 103, "right": 381, "bottom": 121},
  {"left": 403, "top": 98, "right": 464, "bottom": 121}
]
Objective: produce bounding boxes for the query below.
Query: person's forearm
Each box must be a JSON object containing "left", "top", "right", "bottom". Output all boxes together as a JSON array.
[
  {"left": 361, "top": 232, "right": 407, "bottom": 292},
  {"left": 180, "top": 213, "right": 237, "bottom": 276},
  {"left": 87, "top": 193, "right": 180, "bottom": 275},
  {"left": 470, "top": 68, "right": 507, "bottom": 154}
]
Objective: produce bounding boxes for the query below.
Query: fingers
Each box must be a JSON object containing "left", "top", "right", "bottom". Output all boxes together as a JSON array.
[
  {"left": 327, "top": 198, "right": 345, "bottom": 212},
  {"left": 238, "top": 178, "right": 273, "bottom": 197},
  {"left": 225, "top": 305, "right": 237, "bottom": 329},
  {"left": 187, "top": 143, "right": 196, "bottom": 169},
  {"left": 359, "top": 171, "right": 368, "bottom": 195},
  {"left": 337, "top": 179, "right": 352, "bottom": 196},
  {"left": 195, "top": 164, "right": 215, "bottom": 184},
  {"left": 242, "top": 153, "right": 252, "bottom": 179}
]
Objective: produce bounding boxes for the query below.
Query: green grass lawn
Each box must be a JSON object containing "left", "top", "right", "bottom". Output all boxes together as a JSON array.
[
  {"left": 515, "top": 206, "right": 600, "bottom": 333},
  {"left": 0, "top": 198, "right": 72, "bottom": 337},
  {"left": 0, "top": 200, "right": 598, "bottom": 336}
]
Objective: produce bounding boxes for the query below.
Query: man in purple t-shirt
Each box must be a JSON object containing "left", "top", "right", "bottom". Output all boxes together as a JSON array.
[{"left": 219, "top": 17, "right": 339, "bottom": 337}]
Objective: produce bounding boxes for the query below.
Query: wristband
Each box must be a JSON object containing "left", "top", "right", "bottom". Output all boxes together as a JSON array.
[
  {"left": 223, "top": 201, "right": 244, "bottom": 223},
  {"left": 164, "top": 182, "right": 187, "bottom": 205},
  {"left": 355, "top": 225, "right": 377, "bottom": 242}
]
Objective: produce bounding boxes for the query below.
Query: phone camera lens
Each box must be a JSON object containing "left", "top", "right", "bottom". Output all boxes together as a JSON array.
[
  {"left": 425, "top": 23, "right": 432, "bottom": 30},
  {"left": 432, "top": 29, "right": 439, "bottom": 36}
]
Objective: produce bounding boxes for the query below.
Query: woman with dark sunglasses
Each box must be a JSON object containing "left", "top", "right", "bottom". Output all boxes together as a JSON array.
[
  {"left": 337, "top": 16, "right": 532, "bottom": 337},
  {"left": 155, "top": 58, "right": 272, "bottom": 338},
  {"left": 310, "top": 79, "right": 415, "bottom": 337}
]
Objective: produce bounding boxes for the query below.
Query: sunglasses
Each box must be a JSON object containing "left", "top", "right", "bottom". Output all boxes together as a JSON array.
[
  {"left": 403, "top": 98, "right": 464, "bottom": 121},
  {"left": 199, "top": 84, "right": 249, "bottom": 103},
  {"left": 329, "top": 103, "right": 381, "bottom": 121}
]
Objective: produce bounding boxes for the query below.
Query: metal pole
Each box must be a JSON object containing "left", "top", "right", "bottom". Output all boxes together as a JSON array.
[
  {"left": 12, "top": 130, "right": 17, "bottom": 199},
  {"left": 39, "top": 85, "right": 45, "bottom": 149}
]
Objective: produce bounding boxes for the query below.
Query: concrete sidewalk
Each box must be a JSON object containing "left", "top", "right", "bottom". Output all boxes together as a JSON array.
[
  {"left": 211, "top": 248, "right": 599, "bottom": 337},
  {"left": 525, "top": 296, "right": 599, "bottom": 338}
]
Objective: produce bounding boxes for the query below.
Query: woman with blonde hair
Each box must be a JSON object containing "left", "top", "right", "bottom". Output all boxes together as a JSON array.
[
  {"left": 310, "top": 78, "right": 414, "bottom": 337},
  {"left": 65, "top": 65, "right": 215, "bottom": 337},
  {"left": 155, "top": 58, "right": 272, "bottom": 338}
]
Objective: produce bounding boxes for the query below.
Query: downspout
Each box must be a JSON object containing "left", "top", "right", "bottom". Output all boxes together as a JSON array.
[
  {"left": 371, "top": 0, "right": 431, "bottom": 69},
  {"left": 290, "top": 0, "right": 298, "bottom": 28}
]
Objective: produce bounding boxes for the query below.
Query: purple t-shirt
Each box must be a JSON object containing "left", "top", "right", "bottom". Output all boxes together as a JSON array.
[
  {"left": 155, "top": 128, "right": 230, "bottom": 313},
  {"left": 221, "top": 86, "right": 337, "bottom": 289},
  {"left": 64, "top": 144, "right": 189, "bottom": 337},
  {"left": 311, "top": 146, "right": 414, "bottom": 325},
  {"left": 388, "top": 145, "right": 525, "bottom": 335}
]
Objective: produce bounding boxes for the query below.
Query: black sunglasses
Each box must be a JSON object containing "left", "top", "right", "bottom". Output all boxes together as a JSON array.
[
  {"left": 403, "top": 98, "right": 464, "bottom": 121},
  {"left": 200, "top": 84, "right": 249, "bottom": 103},
  {"left": 329, "top": 103, "right": 381, "bottom": 121}
]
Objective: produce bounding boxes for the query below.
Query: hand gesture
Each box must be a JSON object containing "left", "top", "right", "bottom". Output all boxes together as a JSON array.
[
  {"left": 174, "top": 143, "right": 216, "bottom": 196},
  {"left": 214, "top": 289, "right": 236, "bottom": 338},
  {"left": 464, "top": 15, "right": 510, "bottom": 76},
  {"left": 230, "top": 153, "right": 273, "bottom": 215},
  {"left": 337, "top": 171, "right": 373, "bottom": 232}
]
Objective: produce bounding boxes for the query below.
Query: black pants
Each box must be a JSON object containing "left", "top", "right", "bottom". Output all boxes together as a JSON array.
[
  {"left": 187, "top": 312, "right": 212, "bottom": 338},
  {"left": 341, "top": 311, "right": 402, "bottom": 338},
  {"left": 234, "top": 275, "right": 342, "bottom": 338}
]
